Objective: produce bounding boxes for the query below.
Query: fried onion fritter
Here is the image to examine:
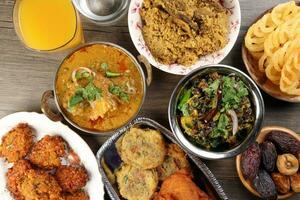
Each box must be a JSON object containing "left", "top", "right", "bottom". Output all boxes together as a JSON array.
[
  {"left": 55, "top": 165, "right": 88, "bottom": 193},
  {"left": 28, "top": 135, "right": 66, "bottom": 169},
  {"left": 6, "top": 159, "right": 32, "bottom": 200},
  {"left": 0, "top": 123, "right": 34, "bottom": 163}
]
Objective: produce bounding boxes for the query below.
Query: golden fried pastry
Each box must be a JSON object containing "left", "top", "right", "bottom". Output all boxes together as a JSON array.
[
  {"left": 28, "top": 135, "right": 66, "bottom": 169},
  {"left": 116, "top": 164, "right": 158, "bottom": 200},
  {"left": 18, "top": 169, "right": 63, "bottom": 200},
  {"left": 119, "top": 127, "right": 166, "bottom": 169},
  {"left": 154, "top": 169, "right": 211, "bottom": 200},
  {"left": 6, "top": 159, "right": 32, "bottom": 200},
  {"left": 157, "top": 144, "right": 190, "bottom": 181},
  {"left": 0, "top": 123, "right": 34, "bottom": 163},
  {"left": 55, "top": 165, "right": 88, "bottom": 193},
  {"left": 64, "top": 191, "right": 89, "bottom": 200}
]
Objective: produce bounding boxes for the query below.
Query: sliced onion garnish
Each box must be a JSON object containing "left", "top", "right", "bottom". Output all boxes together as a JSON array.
[
  {"left": 124, "top": 81, "right": 136, "bottom": 94},
  {"left": 228, "top": 109, "right": 238, "bottom": 136},
  {"left": 71, "top": 67, "right": 96, "bottom": 84}
]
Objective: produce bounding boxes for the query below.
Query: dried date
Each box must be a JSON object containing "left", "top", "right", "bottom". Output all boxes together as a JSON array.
[
  {"left": 290, "top": 173, "right": 300, "bottom": 192},
  {"left": 261, "top": 141, "right": 277, "bottom": 172},
  {"left": 266, "top": 131, "right": 300, "bottom": 156},
  {"left": 271, "top": 173, "right": 290, "bottom": 194},
  {"left": 241, "top": 142, "right": 261, "bottom": 180},
  {"left": 253, "top": 170, "right": 277, "bottom": 200}
]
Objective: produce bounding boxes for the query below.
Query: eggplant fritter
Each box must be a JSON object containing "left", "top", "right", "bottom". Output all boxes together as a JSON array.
[
  {"left": 154, "top": 169, "right": 211, "bottom": 200},
  {"left": 6, "top": 159, "right": 32, "bottom": 200},
  {"left": 157, "top": 144, "right": 190, "bottom": 181},
  {"left": 118, "top": 127, "right": 166, "bottom": 169},
  {"left": 0, "top": 123, "right": 34, "bottom": 163},
  {"left": 28, "top": 135, "right": 66, "bottom": 169},
  {"left": 64, "top": 191, "right": 89, "bottom": 200},
  {"left": 55, "top": 165, "right": 88, "bottom": 193},
  {"left": 18, "top": 169, "right": 63, "bottom": 200},
  {"left": 116, "top": 164, "right": 158, "bottom": 200}
]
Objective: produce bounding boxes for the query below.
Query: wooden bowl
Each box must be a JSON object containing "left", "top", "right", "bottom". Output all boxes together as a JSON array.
[
  {"left": 236, "top": 126, "right": 300, "bottom": 199},
  {"left": 242, "top": 4, "right": 300, "bottom": 103}
]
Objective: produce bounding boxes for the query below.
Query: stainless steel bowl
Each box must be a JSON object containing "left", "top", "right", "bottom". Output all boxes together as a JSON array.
[
  {"left": 168, "top": 64, "right": 265, "bottom": 160},
  {"left": 41, "top": 42, "right": 152, "bottom": 136}
]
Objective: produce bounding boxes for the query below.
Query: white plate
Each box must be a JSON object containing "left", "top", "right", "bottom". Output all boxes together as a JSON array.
[
  {"left": 128, "top": 0, "right": 241, "bottom": 75},
  {"left": 0, "top": 112, "right": 104, "bottom": 200}
]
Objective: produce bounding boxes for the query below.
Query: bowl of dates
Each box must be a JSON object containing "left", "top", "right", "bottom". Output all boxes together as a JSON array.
[{"left": 236, "top": 126, "right": 300, "bottom": 199}]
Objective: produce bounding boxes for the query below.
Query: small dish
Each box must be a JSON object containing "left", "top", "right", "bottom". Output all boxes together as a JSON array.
[
  {"left": 128, "top": 0, "right": 241, "bottom": 75},
  {"left": 242, "top": 3, "right": 300, "bottom": 102},
  {"left": 168, "top": 64, "right": 265, "bottom": 160},
  {"left": 41, "top": 42, "right": 152, "bottom": 136},
  {"left": 96, "top": 117, "right": 228, "bottom": 200},
  {"left": 0, "top": 112, "right": 104, "bottom": 200},
  {"left": 236, "top": 126, "right": 300, "bottom": 199}
]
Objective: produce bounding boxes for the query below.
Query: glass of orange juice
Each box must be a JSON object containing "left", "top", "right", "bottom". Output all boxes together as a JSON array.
[{"left": 13, "top": 0, "right": 84, "bottom": 52}]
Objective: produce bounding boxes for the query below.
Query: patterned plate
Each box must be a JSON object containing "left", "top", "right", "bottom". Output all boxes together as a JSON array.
[{"left": 128, "top": 0, "right": 241, "bottom": 75}]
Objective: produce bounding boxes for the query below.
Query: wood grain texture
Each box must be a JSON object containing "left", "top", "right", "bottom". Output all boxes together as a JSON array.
[{"left": 0, "top": 0, "right": 299, "bottom": 199}]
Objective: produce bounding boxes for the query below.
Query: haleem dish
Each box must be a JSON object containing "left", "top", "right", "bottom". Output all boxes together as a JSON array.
[
  {"left": 55, "top": 44, "right": 144, "bottom": 132},
  {"left": 140, "top": 0, "right": 229, "bottom": 66}
]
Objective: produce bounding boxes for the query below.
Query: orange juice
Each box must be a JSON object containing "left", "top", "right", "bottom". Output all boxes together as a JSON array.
[{"left": 15, "top": 0, "right": 83, "bottom": 51}]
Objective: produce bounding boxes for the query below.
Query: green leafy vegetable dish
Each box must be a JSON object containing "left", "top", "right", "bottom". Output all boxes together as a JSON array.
[{"left": 177, "top": 72, "right": 255, "bottom": 151}]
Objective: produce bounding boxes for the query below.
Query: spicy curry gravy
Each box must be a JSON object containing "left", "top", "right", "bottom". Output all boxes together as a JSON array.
[{"left": 56, "top": 44, "right": 144, "bottom": 132}]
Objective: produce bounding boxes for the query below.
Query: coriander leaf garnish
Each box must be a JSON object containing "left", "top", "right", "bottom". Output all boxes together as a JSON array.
[
  {"left": 105, "top": 71, "right": 122, "bottom": 78},
  {"left": 109, "top": 84, "right": 130, "bottom": 102}
]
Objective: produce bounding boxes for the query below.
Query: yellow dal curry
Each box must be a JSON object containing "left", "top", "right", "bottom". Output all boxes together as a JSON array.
[{"left": 56, "top": 44, "right": 144, "bottom": 132}]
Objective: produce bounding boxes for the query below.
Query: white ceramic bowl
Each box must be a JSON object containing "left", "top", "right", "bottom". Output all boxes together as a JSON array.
[
  {"left": 128, "top": 0, "right": 241, "bottom": 75},
  {"left": 0, "top": 112, "right": 104, "bottom": 200}
]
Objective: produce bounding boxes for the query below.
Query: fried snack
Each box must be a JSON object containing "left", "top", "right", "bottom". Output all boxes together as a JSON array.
[
  {"left": 0, "top": 123, "right": 34, "bottom": 163},
  {"left": 140, "top": 0, "right": 229, "bottom": 66},
  {"left": 154, "top": 169, "right": 211, "bottom": 200},
  {"left": 118, "top": 127, "right": 166, "bottom": 169},
  {"left": 6, "top": 159, "right": 32, "bottom": 200},
  {"left": 116, "top": 164, "right": 158, "bottom": 200},
  {"left": 245, "top": 1, "right": 300, "bottom": 95},
  {"left": 64, "top": 191, "right": 89, "bottom": 200},
  {"left": 55, "top": 165, "right": 89, "bottom": 193},
  {"left": 18, "top": 169, "right": 63, "bottom": 200},
  {"left": 28, "top": 135, "right": 66, "bottom": 169},
  {"left": 157, "top": 144, "right": 190, "bottom": 181}
]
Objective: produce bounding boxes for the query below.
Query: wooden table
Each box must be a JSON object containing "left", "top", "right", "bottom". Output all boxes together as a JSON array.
[{"left": 1, "top": 0, "right": 299, "bottom": 199}]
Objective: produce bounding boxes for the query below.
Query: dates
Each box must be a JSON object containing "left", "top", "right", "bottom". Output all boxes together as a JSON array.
[
  {"left": 241, "top": 142, "right": 261, "bottom": 180},
  {"left": 290, "top": 173, "right": 300, "bottom": 192},
  {"left": 253, "top": 170, "right": 277, "bottom": 200},
  {"left": 261, "top": 141, "right": 277, "bottom": 172},
  {"left": 266, "top": 131, "right": 300, "bottom": 156},
  {"left": 271, "top": 173, "right": 290, "bottom": 194}
]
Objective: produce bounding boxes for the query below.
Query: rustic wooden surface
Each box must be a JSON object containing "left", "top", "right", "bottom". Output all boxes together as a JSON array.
[{"left": 0, "top": 0, "right": 299, "bottom": 199}]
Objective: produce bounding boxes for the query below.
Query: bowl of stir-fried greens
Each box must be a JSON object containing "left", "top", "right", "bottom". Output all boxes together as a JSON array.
[{"left": 168, "top": 65, "right": 264, "bottom": 159}]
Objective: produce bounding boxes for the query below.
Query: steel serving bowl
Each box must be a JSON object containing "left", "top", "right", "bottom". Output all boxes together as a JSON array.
[
  {"left": 41, "top": 42, "right": 152, "bottom": 136},
  {"left": 168, "top": 64, "right": 265, "bottom": 159}
]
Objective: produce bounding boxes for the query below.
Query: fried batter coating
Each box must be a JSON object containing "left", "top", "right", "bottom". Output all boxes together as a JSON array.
[
  {"left": 18, "top": 169, "right": 63, "bottom": 200},
  {"left": 119, "top": 127, "right": 166, "bottom": 169},
  {"left": 157, "top": 144, "right": 190, "bottom": 181},
  {"left": 116, "top": 164, "right": 158, "bottom": 200},
  {"left": 154, "top": 169, "right": 211, "bottom": 200},
  {"left": 55, "top": 165, "right": 88, "bottom": 193},
  {"left": 64, "top": 191, "right": 89, "bottom": 200},
  {"left": 28, "top": 135, "right": 66, "bottom": 169},
  {"left": 0, "top": 123, "right": 34, "bottom": 163},
  {"left": 6, "top": 159, "right": 32, "bottom": 200}
]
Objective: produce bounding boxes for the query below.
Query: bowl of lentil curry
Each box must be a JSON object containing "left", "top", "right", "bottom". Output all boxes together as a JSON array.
[
  {"left": 128, "top": 0, "right": 241, "bottom": 75},
  {"left": 41, "top": 42, "right": 152, "bottom": 135}
]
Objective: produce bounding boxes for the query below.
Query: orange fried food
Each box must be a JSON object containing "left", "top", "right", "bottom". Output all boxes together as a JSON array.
[
  {"left": 55, "top": 165, "right": 89, "bottom": 193},
  {"left": 154, "top": 170, "right": 211, "bottom": 200},
  {"left": 6, "top": 159, "right": 32, "bottom": 200},
  {"left": 28, "top": 135, "right": 66, "bottom": 169},
  {"left": 64, "top": 191, "right": 89, "bottom": 200},
  {"left": 18, "top": 169, "right": 63, "bottom": 200},
  {"left": 0, "top": 123, "right": 34, "bottom": 163}
]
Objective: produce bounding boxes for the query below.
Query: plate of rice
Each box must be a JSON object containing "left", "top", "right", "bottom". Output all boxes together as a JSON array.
[{"left": 128, "top": 0, "right": 241, "bottom": 75}]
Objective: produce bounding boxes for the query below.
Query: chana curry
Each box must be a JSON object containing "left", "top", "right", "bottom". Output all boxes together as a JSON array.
[
  {"left": 177, "top": 72, "right": 255, "bottom": 151},
  {"left": 56, "top": 44, "right": 144, "bottom": 132}
]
